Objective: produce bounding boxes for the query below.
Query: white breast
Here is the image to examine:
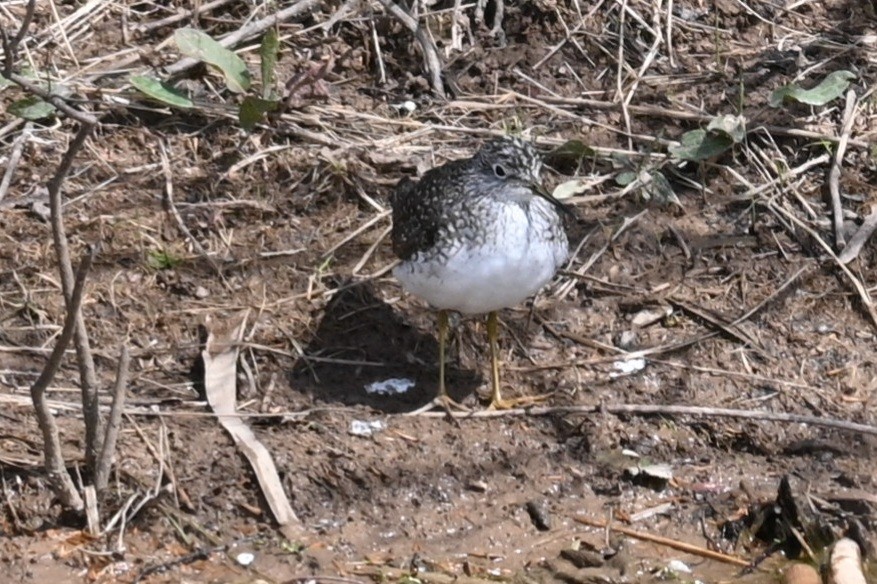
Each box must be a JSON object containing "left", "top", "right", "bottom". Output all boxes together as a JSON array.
[{"left": 394, "top": 200, "right": 567, "bottom": 315}]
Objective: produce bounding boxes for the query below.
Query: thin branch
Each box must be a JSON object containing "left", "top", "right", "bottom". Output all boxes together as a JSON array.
[
  {"left": 94, "top": 345, "right": 130, "bottom": 492},
  {"left": 2, "top": 0, "right": 37, "bottom": 77},
  {"left": 838, "top": 204, "right": 877, "bottom": 265},
  {"left": 0, "top": 121, "right": 32, "bottom": 204},
  {"left": 137, "top": 0, "right": 237, "bottom": 33},
  {"left": 767, "top": 199, "right": 877, "bottom": 330},
  {"left": 2, "top": 72, "right": 98, "bottom": 126},
  {"left": 572, "top": 515, "right": 750, "bottom": 567},
  {"left": 373, "top": 0, "right": 447, "bottom": 98},
  {"left": 408, "top": 402, "right": 877, "bottom": 437},
  {"left": 29, "top": 247, "right": 95, "bottom": 512},
  {"left": 829, "top": 89, "right": 858, "bottom": 249},
  {"left": 47, "top": 123, "right": 103, "bottom": 472}
]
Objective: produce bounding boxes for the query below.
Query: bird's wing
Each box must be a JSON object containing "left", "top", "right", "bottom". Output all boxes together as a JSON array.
[{"left": 390, "top": 161, "right": 466, "bottom": 261}]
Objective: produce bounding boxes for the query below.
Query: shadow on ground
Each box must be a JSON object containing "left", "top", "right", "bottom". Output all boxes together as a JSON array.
[{"left": 290, "top": 279, "right": 480, "bottom": 413}]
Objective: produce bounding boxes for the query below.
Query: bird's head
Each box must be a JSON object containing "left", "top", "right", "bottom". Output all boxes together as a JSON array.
[{"left": 475, "top": 136, "right": 543, "bottom": 186}]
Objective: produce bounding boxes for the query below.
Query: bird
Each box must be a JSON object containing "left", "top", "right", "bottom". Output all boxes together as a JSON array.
[{"left": 390, "top": 136, "right": 569, "bottom": 411}]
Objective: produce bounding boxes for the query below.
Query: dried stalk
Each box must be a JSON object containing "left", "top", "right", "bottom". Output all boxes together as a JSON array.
[
  {"left": 374, "top": 0, "right": 447, "bottom": 98},
  {"left": 3, "top": 0, "right": 105, "bottom": 488},
  {"left": 29, "top": 247, "right": 95, "bottom": 511},
  {"left": 829, "top": 89, "right": 858, "bottom": 249},
  {"left": 48, "top": 123, "right": 103, "bottom": 472},
  {"left": 94, "top": 346, "right": 130, "bottom": 491}
]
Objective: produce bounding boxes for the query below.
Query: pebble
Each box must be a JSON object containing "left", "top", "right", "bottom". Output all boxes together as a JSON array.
[{"left": 525, "top": 500, "right": 551, "bottom": 531}]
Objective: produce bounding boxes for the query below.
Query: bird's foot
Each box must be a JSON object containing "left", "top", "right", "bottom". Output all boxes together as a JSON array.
[
  {"left": 487, "top": 391, "right": 555, "bottom": 411},
  {"left": 407, "top": 393, "right": 470, "bottom": 416}
]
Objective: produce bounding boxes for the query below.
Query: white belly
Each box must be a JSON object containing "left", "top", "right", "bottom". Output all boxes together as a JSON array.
[{"left": 394, "top": 202, "right": 567, "bottom": 314}]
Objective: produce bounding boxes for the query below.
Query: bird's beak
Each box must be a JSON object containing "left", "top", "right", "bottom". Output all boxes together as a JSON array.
[{"left": 531, "top": 181, "right": 574, "bottom": 217}]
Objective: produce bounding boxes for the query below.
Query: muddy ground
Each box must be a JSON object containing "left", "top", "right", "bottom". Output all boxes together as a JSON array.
[{"left": 1, "top": 0, "right": 877, "bottom": 582}]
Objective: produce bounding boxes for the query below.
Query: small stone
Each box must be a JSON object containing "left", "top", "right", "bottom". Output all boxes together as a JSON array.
[
  {"left": 560, "top": 548, "right": 604, "bottom": 568},
  {"left": 194, "top": 286, "right": 210, "bottom": 299},
  {"left": 631, "top": 306, "right": 671, "bottom": 327},
  {"left": 666, "top": 559, "right": 691, "bottom": 574},
  {"left": 614, "top": 330, "right": 637, "bottom": 350},
  {"left": 525, "top": 500, "right": 551, "bottom": 531},
  {"left": 235, "top": 552, "right": 255, "bottom": 566}
]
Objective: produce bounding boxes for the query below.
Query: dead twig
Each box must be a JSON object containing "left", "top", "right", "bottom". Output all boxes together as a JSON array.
[
  {"left": 838, "top": 204, "right": 877, "bottom": 264},
  {"left": 28, "top": 247, "right": 95, "bottom": 512},
  {"left": 137, "top": 0, "right": 237, "bottom": 33},
  {"left": 48, "top": 123, "right": 103, "bottom": 472},
  {"left": 540, "top": 96, "right": 870, "bottom": 149},
  {"left": 158, "top": 141, "right": 219, "bottom": 275},
  {"left": 3, "top": 0, "right": 104, "bottom": 474},
  {"left": 829, "top": 90, "right": 858, "bottom": 249},
  {"left": 408, "top": 403, "right": 877, "bottom": 438},
  {"left": 1, "top": 71, "right": 98, "bottom": 126},
  {"left": 374, "top": 0, "right": 447, "bottom": 98},
  {"left": 0, "top": 121, "right": 32, "bottom": 204},
  {"left": 94, "top": 345, "right": 130, "bottom": 491},
  {"left": 0, "top": 0, "right": 37, "bottom": 77},
  {"left": 766, "top": 200, "right": 877, "bottom": 330},
  {"left": 572, "top": 515, "right": 751, "bottom": 568}
]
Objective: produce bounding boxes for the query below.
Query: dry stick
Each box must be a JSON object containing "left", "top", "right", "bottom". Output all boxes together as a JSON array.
[
  {"left": 2, "top": 72, "right": 98, "bottom": 126},
  {"left": 157, "top": 143, "right": 211, "bottom": 259},
  {"left": 767, "top": 201, "right": 877, "bottom": 330},
  {"left": 374, "top": 0, "right": 446, "bottom": 98},
  {"left": 0, "top": 0, "right": 37, "bottom": 77},
  {"left": 94, "top": 345, "right": 130, "bottom": 491},
  {"left": 828, "top": 89, "right": 858, "bottom": 249},
  {"left": 162, "top": 0, "right": 322, "bottom": 76},
  {"left": 28, "top": 248, "right": 95, "bottom": 512},
  {"left": 413, "top": 403, "right": 877, "bottom": 437},
  {"left": 540, "top": 96, "right": 870, "bottom": 149},
  {"left": 615, "top": 0, "right": 633, "bottom": 151},
  {"left": 0, "top": 121, "right": 32, "bottom": 204},
  {"left": 572, "top": 515, "right": 751, "bottom": 568},
  {"left": 838, "top": 205, "right": 877, "bottom": 265},
  {"left": 47, "top": 123, "right": 103, "bottom": 473},
  {"left": 137, "top": 0, "right": 237, "bottom": 32}
]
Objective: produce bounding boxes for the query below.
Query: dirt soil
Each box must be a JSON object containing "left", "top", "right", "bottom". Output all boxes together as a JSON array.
[{"left": 2, "top": 1, "right": 877, "bottom": 583}]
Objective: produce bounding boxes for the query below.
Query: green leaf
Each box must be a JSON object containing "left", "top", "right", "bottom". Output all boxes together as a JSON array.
[
  {"left": 668, "top": 129, "right": 734, "bottom": 162},
  {"left": 543, "top": 139, "right": 595, "bottom": 172},
  {"left": 706, "top": 114, "right": 746, "bottom": 144},
  {"left": 615, "top": 170, "right": 637, "bottom": 186},
  {"left": 174, "top": 27, "right": 251, "bottom": 93},
  {"left": 146, "top": 249, "right": 182, "bottom": 270},
  {"left": 769, "top": 70, "right": 856, "bottom": 107},
  {"left": 260, "top": 28, "right": 280, "bottom": 100},
  {"left": 8, "top": 96, "right": 56, "bottom": 120},
  {"left": 129, "top": 75, "right": 195, "bottom": 108},
  {"left": 239, "top": 96, "right": 279, "bottom": 131}
]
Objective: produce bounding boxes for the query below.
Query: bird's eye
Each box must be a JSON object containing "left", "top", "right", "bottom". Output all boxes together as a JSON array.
[{"left": 493, "top": 163, "right": 507, "bottom": 178}]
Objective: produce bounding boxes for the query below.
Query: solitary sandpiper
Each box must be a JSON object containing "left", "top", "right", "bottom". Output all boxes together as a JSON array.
[{"left": 390, "top": 136, "right": 569, "bottom": 411}]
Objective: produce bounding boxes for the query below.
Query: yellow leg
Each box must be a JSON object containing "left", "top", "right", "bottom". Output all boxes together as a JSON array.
[
  {"left": 437, "top": 309, "right": 448, "bottom": 398},
  {"left": 408, "top": 309, "right": 468, "bottom": 415},
  {"left": 487, "top": 311, "right": 503, "bottom": 406},
  {"left": 487, "top": 311, "right": 554, "bottom": 410}
]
